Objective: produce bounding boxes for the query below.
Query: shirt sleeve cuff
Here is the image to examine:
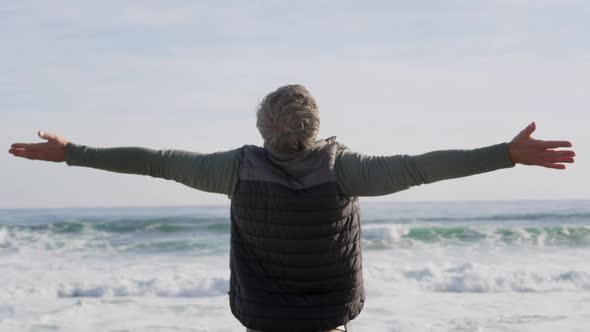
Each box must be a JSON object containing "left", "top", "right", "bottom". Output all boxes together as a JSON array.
[
  {"left": 485, "top": 142, "right": 516, "bottom": 170},
  {"left": 65, "top": 142, "right": 85, "bottom": 166}
]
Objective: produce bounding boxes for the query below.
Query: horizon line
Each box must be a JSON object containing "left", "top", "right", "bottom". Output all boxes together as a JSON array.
[{"left": 1, "top": 198, "right": 588, "bottom": 211}]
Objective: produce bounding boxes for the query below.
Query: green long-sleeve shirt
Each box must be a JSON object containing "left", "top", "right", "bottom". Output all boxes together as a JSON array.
[{"left": 64, "top": 140, "right": 515, "bottom": 198}]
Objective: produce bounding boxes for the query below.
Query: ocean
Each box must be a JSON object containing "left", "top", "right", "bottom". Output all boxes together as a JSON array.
[{"left": 1, "top": 200, "right": 589, "bottom": 332}]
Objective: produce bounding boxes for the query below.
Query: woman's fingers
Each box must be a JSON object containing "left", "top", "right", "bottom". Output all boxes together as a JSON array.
[
  {"left": 10, "top": 143, "right": 38, "bottom": 149},
  {"left": 551, "top": 157, "right": 575, "bottom": 163},
  {"left": 9, "top": 149, "right": 42, "bottom": 160},
  {"left": 10, "top": 142, "right": 53, "bottom": 151},
  {"left": 9, "top": 149, "right": 62, "bottom": 162},
  {"left": 538, "top": 150, "right": 576, "bottom": 165},
  {"left": 544, "top": 150, "right": 576, "bottom": 159},
  {"left": 539, "top": 140, "right": 573, "bottom": 149},
  {"left": 38, "top": 130, "right": 70, "bottom": 146},
  {"left": 515, "top": 122, "right": 536, "bottom": 140},
  {"left": 540, "top": 162, "right": 567, "bottom": 170},
  {"left": 538, "top": 149, "right": 575, "bottom": 168},
  {"left": 553, "top": 150, "right": 576, "bottom": 157},
  {"left": 38, "top": 130, "right": 59, "bottom": 142}
]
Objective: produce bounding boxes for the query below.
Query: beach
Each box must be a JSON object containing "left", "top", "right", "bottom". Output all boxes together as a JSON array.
[{"left": 1, "top": 200, "right": 589, "bottom": 331}]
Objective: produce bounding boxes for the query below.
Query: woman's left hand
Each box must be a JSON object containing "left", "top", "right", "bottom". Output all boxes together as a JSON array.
[{"left": 508, "top": 122, "right": 575, "bottom": 169}]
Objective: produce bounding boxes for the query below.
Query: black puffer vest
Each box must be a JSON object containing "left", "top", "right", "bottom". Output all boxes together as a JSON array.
[{"left": 229, "top": 137, "right": 364, "bottom": 332}]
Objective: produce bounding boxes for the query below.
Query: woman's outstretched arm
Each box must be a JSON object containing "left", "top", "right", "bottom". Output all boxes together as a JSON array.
[
  {"left": 336, "top": 122, "right": 576, "bottom": 197},
  {"left": 8, "top": 131, "right": 241, "bottom": 196}
]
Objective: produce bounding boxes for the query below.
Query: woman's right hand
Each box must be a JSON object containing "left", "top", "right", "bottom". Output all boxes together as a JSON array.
[{"left": 8, "top": 131, "right": 70, "bottom": 163}]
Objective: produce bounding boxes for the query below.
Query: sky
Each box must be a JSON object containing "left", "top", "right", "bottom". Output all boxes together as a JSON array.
[{"left": 1, "top": 0, "right": 589, "bottom": 208}]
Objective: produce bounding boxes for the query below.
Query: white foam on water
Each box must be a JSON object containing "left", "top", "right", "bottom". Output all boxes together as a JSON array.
[
  {"left": 362, "top": 224, "right": 411, "bottom": 246},
  {"left": 57, "top": 277, "right": 229, "bottom": 298},
  {"left": 2, "top": 201, "right": 590, "bottom": 331},
  {"left": 399, "top": 262, "right": 590, "bottom": 293},
  {"left": 0, "top": 227, "right": 8, "bottom": 246}
]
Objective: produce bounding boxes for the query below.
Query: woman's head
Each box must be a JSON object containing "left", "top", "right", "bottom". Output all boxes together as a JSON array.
[{"left": 256, "top": 84, "right": 320, "bottom": 153}]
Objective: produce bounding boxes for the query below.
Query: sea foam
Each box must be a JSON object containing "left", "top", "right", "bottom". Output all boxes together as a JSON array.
[
  {"left": 397, "top": 263, "right": 590, "bottom": 293},
  {"left": 57, "top": 277, "right": 229, "bottom": 298}
]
